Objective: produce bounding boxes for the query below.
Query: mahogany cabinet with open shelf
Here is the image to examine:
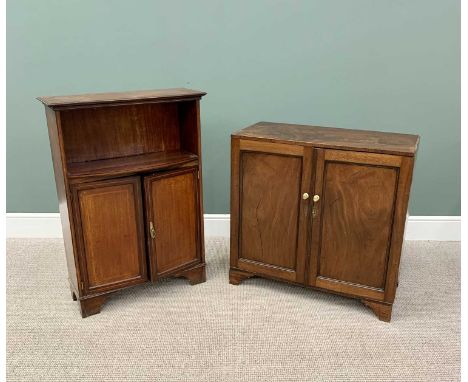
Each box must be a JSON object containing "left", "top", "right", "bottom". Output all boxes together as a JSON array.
[
  {"left": 229, "top": 122, "right": 419, "bottom": 322},
  {"left": 38, "top": 88, "right": 207, "bottom": 317}
]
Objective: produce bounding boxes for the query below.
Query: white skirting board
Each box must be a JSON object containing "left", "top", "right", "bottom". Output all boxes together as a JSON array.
[{"left": 6, "top": 213, "right": 461, "bottom": 241}]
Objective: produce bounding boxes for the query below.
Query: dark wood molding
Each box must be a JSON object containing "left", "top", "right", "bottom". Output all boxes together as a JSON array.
[
  {"left": 38, "top": 88, "right": 206, "bottom": 109},
  {"left": 233, "top": 121, "right": 419, "bottom": 157}
]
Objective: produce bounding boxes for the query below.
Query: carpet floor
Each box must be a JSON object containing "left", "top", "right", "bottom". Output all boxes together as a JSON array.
[{"left": 7, "top": 238, "right": 460, "bottom": 381}]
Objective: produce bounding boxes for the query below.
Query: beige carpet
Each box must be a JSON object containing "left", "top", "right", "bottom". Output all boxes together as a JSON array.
[{"left": 7, "top": 238, "right": 460, "bottom": 382}]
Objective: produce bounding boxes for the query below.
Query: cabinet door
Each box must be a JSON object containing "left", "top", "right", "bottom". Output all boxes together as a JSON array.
[
  {"left": 144, "top": 168, "right": 201, "bottom": 280},
  {"left": 231, "top": 139, "right": 313, "bottom": 283},
  {"left": 307, "top": 149, "right": 413, "bottom": 302},
  {"left": 72, "top": 176, "right": 147, "bottom": 294}
]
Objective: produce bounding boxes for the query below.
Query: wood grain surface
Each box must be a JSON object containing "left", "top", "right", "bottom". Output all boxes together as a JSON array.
[
  {"left": 73, "top": 177, "right": 147, "bottom": 293},
  {"left": 145, "top": 168, "right": 200, "bottom": 278},
  {"left": 37, "top": 88, "right": 206, "bottom": 108},
  {"left": 67, "top": 150, "right": 197, "bottom": 179},
  {"left": 317, "top": 161, "right": 397, "bottom": 289},
  {"left": 233, "top": 122, "right": 419, "bottom": 156},
  {"left": 61, "top": 103, "right": 182, "bottom": 163},
  {"left": 239, "top": 152, "right": 302, "bottom": 270}
]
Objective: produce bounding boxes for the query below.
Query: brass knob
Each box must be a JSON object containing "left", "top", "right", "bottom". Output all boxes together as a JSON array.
[
  {"left": 302, "top": 193, "right": 309, "bottom": 200},
  {"left": 313, "top": 195, "right": 320, "bottom": 202},
  {"left": 149, "top": 221, "right": 156, "bottom": 239}
]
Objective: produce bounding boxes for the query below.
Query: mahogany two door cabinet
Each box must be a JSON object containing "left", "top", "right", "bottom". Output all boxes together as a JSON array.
[
  {"left": 38, "top": 88, "right": 207, "bottom": 318},
  {"left": 229, "top": 122, "right": 419, "bottom": 322}
]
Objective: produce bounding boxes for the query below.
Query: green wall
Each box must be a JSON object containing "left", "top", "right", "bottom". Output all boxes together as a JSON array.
[{"left": 7, "top": 0, "right": 460, "bottom": 215}]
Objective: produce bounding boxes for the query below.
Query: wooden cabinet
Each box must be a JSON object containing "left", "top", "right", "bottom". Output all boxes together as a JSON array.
[
  {"left": 230, "top": 122, "right": 419, "bottom": 322},
  {"left": 38, "top": 88, "right": 207, "bottom": 317}
]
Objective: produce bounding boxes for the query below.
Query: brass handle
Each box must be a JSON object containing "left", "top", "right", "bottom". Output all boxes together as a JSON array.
[
  {"left": 302, "top": 193, "right": 310, "bottom": 200},
  {"left": 149, "top": 221, "right": 156, "bottom": 239},
  {"left": 313, "top": 195, "right": 320, "bottom": 202}
]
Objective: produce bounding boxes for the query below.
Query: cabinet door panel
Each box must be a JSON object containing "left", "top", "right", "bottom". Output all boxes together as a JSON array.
[
  {"left": 320, "top": 162, "right": 397, "bottom": 288},
  {"left": 241, "top": 152, "right": 301, "bottom": 270},
  {"left": 308, "top": 149, "right": 407, "bottom": 300},
  {"left": 232, "top": 140, "right": 312, "bottom": 283},
  {"left": 73, "top": 177, "right": 147, "bottom": 293},
  {"left": 145, "top": 168, "right": 201, "bottom": 279}
]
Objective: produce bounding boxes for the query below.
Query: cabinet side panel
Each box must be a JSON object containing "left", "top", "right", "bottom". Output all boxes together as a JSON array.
[
  {"left": 318, "top": 162, "right": 398, "bottom": 289},
  {"left": 239, "top": 152, "right": 302, "bottom": 270},
  {"left": 230, "top": 138, "right": 241, "bottom": 268},
  {"left": 44, "top": 107, "right": 79, "bottom": 293},
  {"left": 178, "top": 100, "right": 199, "bottom": 155},
  {"left": 179, "top": 100, "right": 205, "bottom": 263},
  {"left": 384, "top": 157, "right": 415, "bottom": 302}
]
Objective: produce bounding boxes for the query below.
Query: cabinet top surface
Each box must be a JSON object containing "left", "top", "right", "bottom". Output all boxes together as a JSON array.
[
  {"left": 37, "top": 88, "right": 206, "bottom": 108},
  {"left": 233, "top": 122, "right": 420, "bottom": 156}
]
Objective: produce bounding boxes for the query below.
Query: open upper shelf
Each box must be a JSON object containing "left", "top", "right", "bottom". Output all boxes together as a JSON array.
[
  {"left": 67, "top": 150, "right": 198, "bottom": 179},
  {"left": 53, "top": 95, "right": 203, "bottom": 181}
]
